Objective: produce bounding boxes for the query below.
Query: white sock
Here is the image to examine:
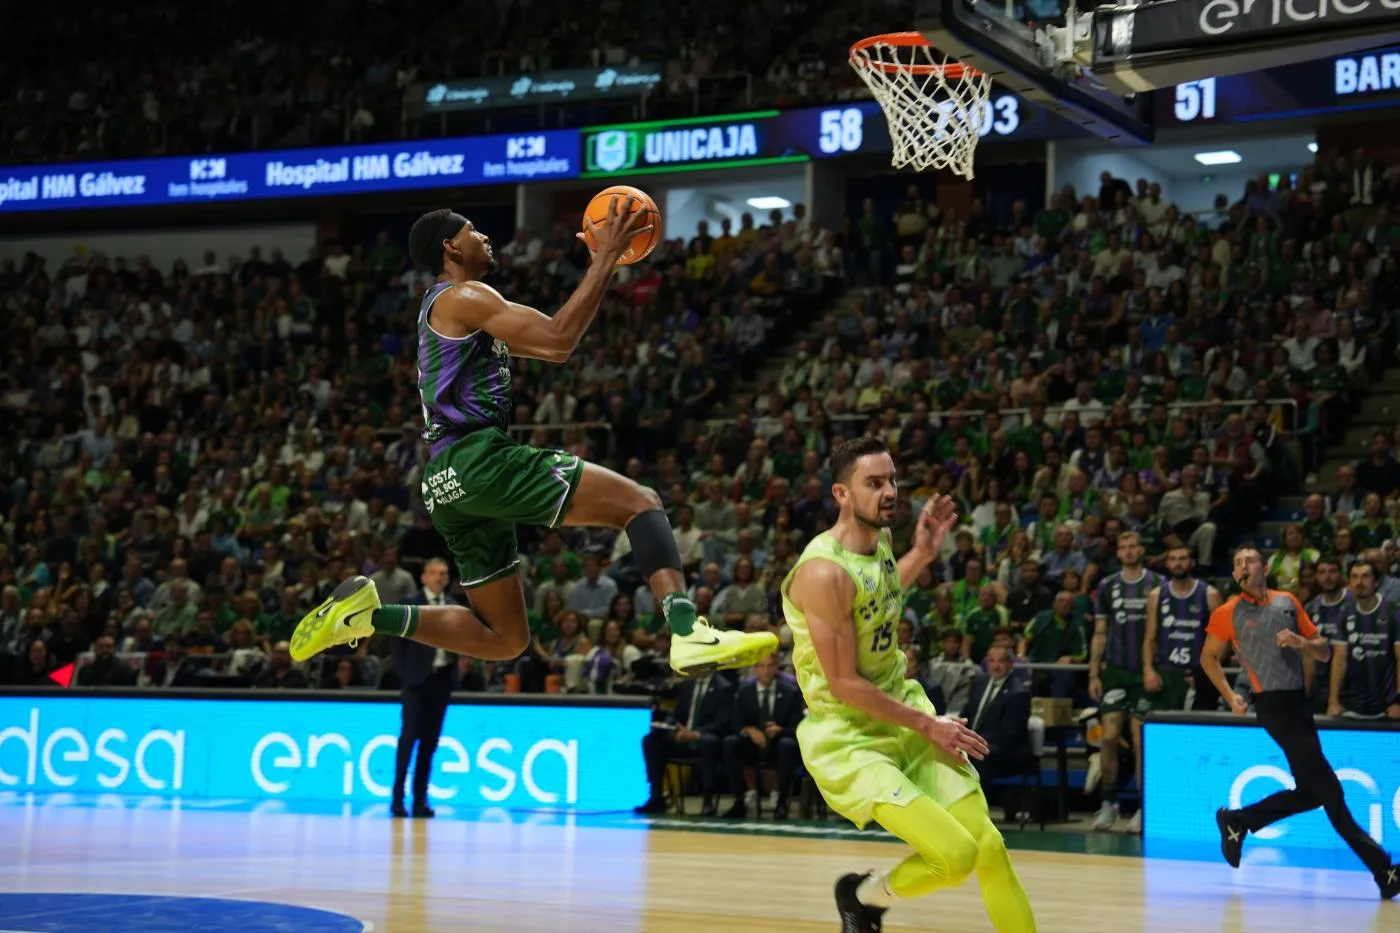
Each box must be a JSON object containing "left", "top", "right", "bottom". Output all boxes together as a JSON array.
[{"left": 856, "top": 871, "right": 895, "bottom": 909}]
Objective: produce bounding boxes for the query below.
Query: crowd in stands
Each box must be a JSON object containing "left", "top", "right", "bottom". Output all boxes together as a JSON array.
[
  {"left": 0, "top": 0, "right": 889, "bottom": 164},
  {"left": 3, "top": 140, "right": 1399, "bottom": 816},
  {"left": 0, "top": 190, "right": 837, "bottom": 695}
]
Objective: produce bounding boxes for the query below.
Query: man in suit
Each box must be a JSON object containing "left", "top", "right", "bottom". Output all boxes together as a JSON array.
[
  {"left": 77, "top": 635, "right": 138, "bottom": 686},
  {"left": 390, "top": 558, "right": 460, "bottom": 818},
  {"left": 722, "top": 653, "right": 804, "bottom": 819},
  {"left": 965, "top": 645, "right": 1032, "bottom": 786},
  {"left": 635, "top": 671, "right": 734, "bottom": 816},
  {"left": 149, "top": 635, "right": 204, "bottom": 688}
]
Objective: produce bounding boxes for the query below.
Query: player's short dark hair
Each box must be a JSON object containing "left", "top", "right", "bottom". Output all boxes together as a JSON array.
[
  {"left": 1232, "top": 545, "right": 1262, "bottom": 563},
  {"left": 829, "top": 436, "right": 890, "bottom": 485},
  {"left": 1349, "top": 558, "right": 1378, "bottom": 580},
  {"left": 1314, "top": 555, "right": 1340, "bottom": 572},
  {"left": 408, "top": 208, "right": 454, "bottom": 274}
]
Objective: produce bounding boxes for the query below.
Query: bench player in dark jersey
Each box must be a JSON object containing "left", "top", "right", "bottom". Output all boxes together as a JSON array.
[
  {"left": 1088, "top": 531, "right": 1163, "bottom": 832},
  {"left": 1137, "top": 545, "right": 1221, "bottom": 833},
  {"left": 289, "top": 198, "right": 777, "bottom": 678},
  {"left": 1204, "top": 548, "right": 1398, "bottom": 900},
  {"left": 1306, "top": 556, "right": 1354, "bottom": 715},
  {"left": 1326, "top": 560, "right": 1400, "bottom": 720}
]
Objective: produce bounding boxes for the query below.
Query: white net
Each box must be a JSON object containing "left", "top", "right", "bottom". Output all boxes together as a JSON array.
[{"left": 849, "top": 36, "right": 992, "bottom": 180}]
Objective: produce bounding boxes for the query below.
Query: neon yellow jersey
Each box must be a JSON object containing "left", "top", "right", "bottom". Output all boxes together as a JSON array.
[{"left": 781, "top": 530, "right": 906, "bottom": 717}]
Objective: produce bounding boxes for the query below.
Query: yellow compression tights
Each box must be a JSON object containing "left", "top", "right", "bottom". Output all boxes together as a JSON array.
[{"left": 871, "top": 791, "right": 1036, "bottom": 933}]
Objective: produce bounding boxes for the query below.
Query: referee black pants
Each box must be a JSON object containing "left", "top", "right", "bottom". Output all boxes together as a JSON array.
[{"left": 1235, "top": 690, "right": 1392, "bottom": 877}]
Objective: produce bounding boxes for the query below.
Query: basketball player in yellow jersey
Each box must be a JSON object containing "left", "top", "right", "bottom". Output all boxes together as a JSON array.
[{"left": 782, "top": 437, "right": 1036, "bottom": 933}]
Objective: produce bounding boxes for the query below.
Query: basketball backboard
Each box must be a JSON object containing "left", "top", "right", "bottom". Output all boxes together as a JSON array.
[
  {"left": 916, "top": 0, "right": 1157, "bottom": 143},
  {"left": 916, "top": 0, "right": 1400, "bottom": 144}
]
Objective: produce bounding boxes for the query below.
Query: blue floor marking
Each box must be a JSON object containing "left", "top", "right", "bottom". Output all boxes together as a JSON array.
[{"left": 0, "top": 894, "right": 365, "bottom": 932}]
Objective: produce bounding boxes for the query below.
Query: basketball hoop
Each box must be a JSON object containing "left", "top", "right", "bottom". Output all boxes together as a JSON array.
[{"left": 849, "top": 32, "right": 992, "bottom": 180}]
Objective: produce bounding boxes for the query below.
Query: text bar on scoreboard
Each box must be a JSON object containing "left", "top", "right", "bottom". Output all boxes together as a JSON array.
[
  {"left": 578, "top": 97, "right": 1042, "bottom": 178},
  {"left": 0, "top": 131, "right": 580, "bottom": 215}
]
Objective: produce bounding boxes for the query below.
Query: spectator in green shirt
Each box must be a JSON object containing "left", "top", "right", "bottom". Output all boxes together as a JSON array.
[
  {"left": 1017, "top": 591, "right": 1088, "bottom": 666},
  {"left": 1299, "top": 493, "right": 1336, "bottom": 553},
  {"left": 1018, "top": 590, "right": 1088, "bottom": 699},
  {"left": 152, "top": 581, "right": 198, "bottom": 636},
  {"left": 532, "top": 530, "right": 583, "bottom": 582},
  {"left": 949, "top": 556, "right": 991, "bottom": 621},
  {"left": 902, "top": 565, "right": 939, "bottom": 624},
  {"left": 245, "top": 465, "right": 292, "bottom": 513},
  {"left": 961, "top": 585, "right": 1009, "bottom": 664}
]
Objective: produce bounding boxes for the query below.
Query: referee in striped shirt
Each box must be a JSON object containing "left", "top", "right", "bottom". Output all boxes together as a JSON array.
[{"left": 1200, "top": 548, "right": 1398, "bottom": 899}]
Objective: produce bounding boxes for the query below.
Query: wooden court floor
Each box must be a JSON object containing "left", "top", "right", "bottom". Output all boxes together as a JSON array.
[{"left": 0, "top": 796, "right": 1395, "bottom": 932}]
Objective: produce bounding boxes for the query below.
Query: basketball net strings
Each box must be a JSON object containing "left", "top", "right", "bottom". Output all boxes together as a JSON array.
[{"left": 853, "top": 43, "right": 990, "bottom": 178}]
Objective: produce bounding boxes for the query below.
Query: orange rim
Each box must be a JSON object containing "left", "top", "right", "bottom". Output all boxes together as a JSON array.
[{"left": 849, "top": 31, "right": 982, "bottom": 78}]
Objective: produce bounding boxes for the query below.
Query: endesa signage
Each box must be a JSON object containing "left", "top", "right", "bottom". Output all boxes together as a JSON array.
[
  {"left": 1143, "top": 720, "right": 1400, "bottom": 859},
  {"left": 0, "top": 131, "right": 578, "bottom": 215},
  {"left": 0, "top": 693, "right": 650, "bottom": 811}
]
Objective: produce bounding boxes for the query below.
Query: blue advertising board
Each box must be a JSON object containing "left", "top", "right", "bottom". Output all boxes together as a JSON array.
[
  {"left": 0, "top": 694, "right": 650, "bottom": 811},
  {"left": 0, "top": 131, "right": 579, "bottom": 215},
  {"left": 1143, "top": 720, "right": 1400, "bottom": 864},
  {"left": 0, "top": 95, "right": 1062, "bottom": 215}
]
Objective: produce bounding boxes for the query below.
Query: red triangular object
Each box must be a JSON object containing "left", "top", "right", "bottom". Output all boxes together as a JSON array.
[{"left": 50, "top": 663, "right": 74, "bottom": 688}]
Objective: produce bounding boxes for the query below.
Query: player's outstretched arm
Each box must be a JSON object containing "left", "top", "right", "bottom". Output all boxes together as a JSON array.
[
  {"left": 794, "top": 558, "right": 987, "bottom": 760},
  {"left": 432, "top": 195, "right": 652, "bottom": 363}
]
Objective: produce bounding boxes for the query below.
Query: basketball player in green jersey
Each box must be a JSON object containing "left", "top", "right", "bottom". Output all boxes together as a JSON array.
[
  {"left": 290, "top": 196, "right": 776, "bottom": 677},
  {"left": 782, "top": 437, "right": 1036, "bottom": 933}
]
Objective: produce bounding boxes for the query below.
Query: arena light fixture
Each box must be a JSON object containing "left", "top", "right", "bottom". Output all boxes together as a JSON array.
[
  {"left": 1308, "top": 142, "right": 1319, "bottom": 154},
  {"left": 1193, "top": 150, "right": 1242, "bottom": 166},
  {"left": 746, "top": 196, "right": 791, "bottom": 210}
]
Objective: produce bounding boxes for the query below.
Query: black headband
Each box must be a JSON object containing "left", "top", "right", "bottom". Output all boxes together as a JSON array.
[{"left": 438, "top": 211, "right": 467, "bottom": 246}]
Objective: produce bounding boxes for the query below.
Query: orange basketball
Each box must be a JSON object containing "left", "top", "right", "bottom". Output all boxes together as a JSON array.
[{"left": 582, "top": 184, "right": 660, "bottom": 265}]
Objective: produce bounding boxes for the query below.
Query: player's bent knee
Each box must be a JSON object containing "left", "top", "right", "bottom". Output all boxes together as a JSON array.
[
  {"left": 633, "top": 484, "right": 663, "bottom": 515},
  {"left": 496, "top": 625, "right": 531, "bottom": 660},
  {"left": 940, "top": 833, "right": 980, "bottom": 883},
  {"left": 975, "top": 821, "right": 1009, "bottom": 865}
]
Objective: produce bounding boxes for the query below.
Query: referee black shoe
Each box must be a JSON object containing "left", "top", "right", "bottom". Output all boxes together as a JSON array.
[
  {"left": 835, "top": 872, "right": 886, "bottom": 933},
  {"left": 1216, "top": 808, "right": 1245, "bottom": 869},
  {"left": 1379, "top": 864, "right": 1400, "bottom": 900}
]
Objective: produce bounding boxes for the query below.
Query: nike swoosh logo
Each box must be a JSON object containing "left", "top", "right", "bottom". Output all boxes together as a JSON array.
[
  {"left": 690, "top": 636, "right": 721, "bottom": 646},
  {"left": 342, "top": 609, "right": 369, "bottom": 628}
]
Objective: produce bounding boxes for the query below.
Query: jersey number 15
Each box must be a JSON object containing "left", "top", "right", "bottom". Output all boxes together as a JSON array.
[{"left": 870, "top": 621, "right": 895, "bottom": 653}]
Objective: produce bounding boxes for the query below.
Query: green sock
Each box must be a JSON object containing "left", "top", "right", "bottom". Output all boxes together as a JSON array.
[
  {"left": 661, "top": 593, "right": 697, "bottom": 637},
  {"left": 372, "top": 605, "right": 419, "bottom": 639}
]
